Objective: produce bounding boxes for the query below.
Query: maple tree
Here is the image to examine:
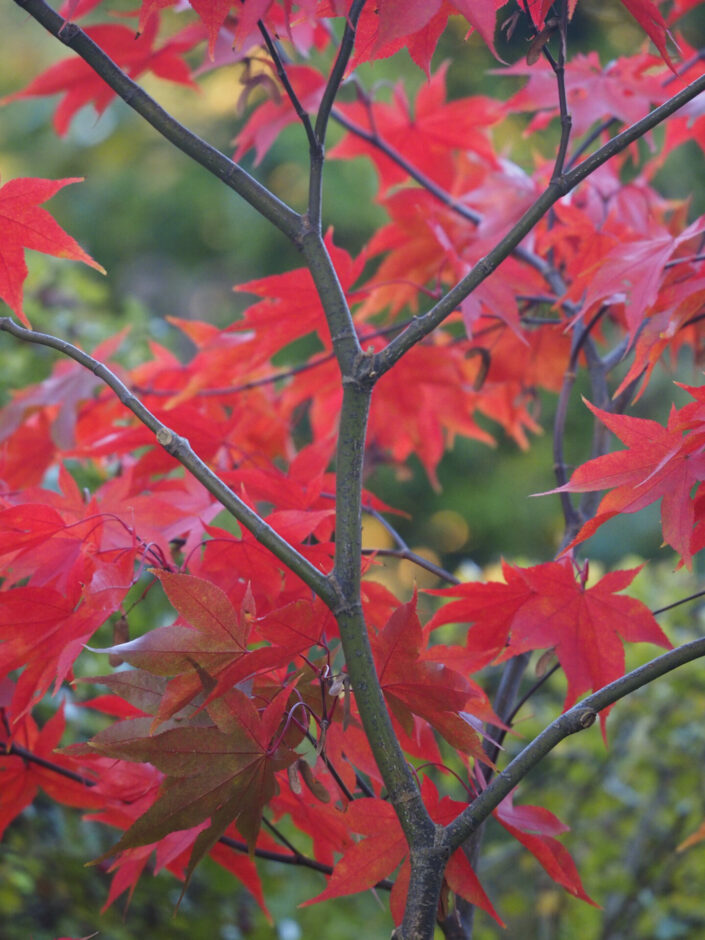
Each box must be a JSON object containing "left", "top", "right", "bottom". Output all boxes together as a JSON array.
[{"left": 1, "top": 0, "right": 705, "bottom": 937}]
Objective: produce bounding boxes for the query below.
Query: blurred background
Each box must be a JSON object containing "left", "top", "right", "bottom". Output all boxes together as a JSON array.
[{"left": 1, "top": 1, "right": 705, "bottom": 938}]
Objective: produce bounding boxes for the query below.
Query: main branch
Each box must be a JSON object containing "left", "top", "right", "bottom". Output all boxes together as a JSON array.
[{"left": 332, "top": 379, "right": 441, "bottom": 940}]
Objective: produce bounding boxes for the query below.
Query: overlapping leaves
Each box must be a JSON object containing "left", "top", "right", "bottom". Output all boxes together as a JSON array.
[{"left": 0, "top": 0, "right": 703, "bottom": 931}]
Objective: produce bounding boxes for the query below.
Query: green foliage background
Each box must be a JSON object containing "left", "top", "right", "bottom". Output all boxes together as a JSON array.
[{"left": 0, "top": 2, "right": 704, "bottom": 938}]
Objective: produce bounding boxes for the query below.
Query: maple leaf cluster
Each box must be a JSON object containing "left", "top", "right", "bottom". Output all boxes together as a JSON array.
[{"left": 0, "top": 0, "right": 705, "bottom": 934}]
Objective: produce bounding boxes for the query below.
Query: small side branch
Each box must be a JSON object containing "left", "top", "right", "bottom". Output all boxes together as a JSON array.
[
  {"left": 315, "top": 0, "right": 368, "bottom": 146},
  {"left": 374, "top": 72, "right": 705, "bottom": 376},
  {"left": 445, "top": 635, "right": 705, "bottom": 851},
  {"left": 308, "top": 0, "right": 368, "bottom": 229},
  {"left": 0, "top": 318, "right": 335, "bottom": 606},
  {"left": 548, "top": 0, "right": 572, "bottom": 179},
  {"left": 258, "top": 21, "right": 317, "bottom": 153},
  {"left": 362, "top": 548, "right": 460, "bottom": 586}
]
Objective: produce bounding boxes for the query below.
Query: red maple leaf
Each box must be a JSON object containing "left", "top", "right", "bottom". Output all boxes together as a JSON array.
[
  {"left": 4, "top": 18, "right": 195, "bottom": 137},
  {"left": 429, "top": 557, "right": 671, "bottom": 732},
  {"left": 0, "top": 686, "right": 103, "bottom": 838},
  {"left": 232, "top": 232, "right": 364, "bottom": 358},
  {"left": 0, "top": 565, "right": 131, "bottom": 722},
  {"left": 371, "top": 593, "right": 497, "bottom": 760},
  {"left": 502, "top": 561, "right": 672, "bottom": 731},
  {"left": 427, "top": 560, "right": 539, "bottom": 669},
  {"left": 173, "top": 0, "right": 232, "bottom": 58},
  {"left": 497, "top": 51, "right": 671, "bottom": 139},
  {"left": 619, "top": 0, "right": 677, "bottom": 70},
  {"left": 321, "top": 0, "right": 504, "bottom": 72},
  {"left": 493, "top": 789, "right": 597, "bottom": 906},
  {"left": 81, "top": 684, "right": 298, "bottom": 882},
  {"left": 531, "top": 0, "right": 677, "bottom": 69},
  {"left": 330, "top": 65, "right": 500, "bottom": 193},
  {"left": 98, "top": 570, "right": 253, "bottom": 724},
  {"left": 668, "top": 0, "right": 703, "bottom": 16},
  {"left": 547, "top": 399, "right": 705, "bottom": 567},
  {"left": 0, "top": 330, "right": 126, "bottom": 449},
  {"left": 562, "top": 216, "right": 705, "bottom": 342},
  {"left": 0, "top": 176, "right": 104, "bottom": 326},
  {"left": 100, "top": 569, "right": 326, "bottom": 725},
  {"left": 302, "top": 777, "right": 504, "bottom": 926}
]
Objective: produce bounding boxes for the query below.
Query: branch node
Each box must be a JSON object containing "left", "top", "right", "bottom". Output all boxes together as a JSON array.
[
  {"left": 324, "top": 574, "right": 349, "bottom": 614},
  {"left": 58, "top": 20, "right": 79, "bottom": 44},
  {"left": 346, "top": 347, "right": 379, "bottom": 389},
  {"left": 550, "top": 174, "right": 571, "bottom": 196},
  {"left": 577, "top": 707, "right": 597, "bottom": 729},
  {"left": 156, "top": 426, "right": 174, "bottom": 447}
]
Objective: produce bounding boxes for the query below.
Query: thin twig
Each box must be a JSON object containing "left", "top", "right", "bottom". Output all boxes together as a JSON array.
[
  {"left": 358, "top": 501, "right": 462, "bottom": 585},
  {"left": 315, "top": 0, "right": 369, "bottom": 147},
  {"left": 652, "top": 589, "right": 705, "bottom": 616},
  {"left": 258, "top": 21, "right": 317, "bottom": 152},
  {"left": 301, "top": 729, "right": 360, "bottom": 801},
  {"left": 548, "top": 0, "right": 572, "bottom": 179},
  {"left": 362, "top": 548, "right": 460, "bottom": 585},
  {"left": 130, "top": 319, "right": 417, "bottom": 400},
  {"left": 1, "top": 742, "right": 96, "bottom": 787},
  {"left": 132, "top": 352, "right": 336, "bottom": 398},
  {"left": 262, "top": 816, "right": 302, "bottom": 856},
  {"left": 665, "top": 253, "right": 705, "bottom": 268},
  {"left": 552, "top": 358, "right": 581, "bottom": 528},
  {"left": 219, "top": 834, "right": 393, "bottom": 889},
  {"left": 566, "top": 117, "right": 618, "bottom": 170},
  {"left": 219, "top": 833, "right": 336, "bottom": 873},
  {"left": 309, "top": 0, "right": 368, "bottom": 228}
]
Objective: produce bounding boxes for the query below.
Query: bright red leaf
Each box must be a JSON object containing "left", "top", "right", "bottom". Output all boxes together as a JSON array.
[
  {"left": 0, "top": 176, "right": 104, "bottom": 326},
  {"left": 3, "top": 19, "right": 196, "bottom": 136},
  {"left": 493, "top": 790, "right": 597, "bottom": 906},
  {"left": 0, "top": 691, "right": 103, "bottom": 838},
  {"left": 548, "top": 398, "right": 705, "bottom": 568},
  {"left": 371, "top": 592, "right": 497, "bottom": 760},
  {"left": 2, "top": 0, "right": 705, "bottom": 929},
  {"left": 619, "top": 0, "right": 677, "bottom": 70},
  {"left": 430, "top": 557, "right": 671, "bottom": 732},
  {"left": 303, "top": 778, "right": 504, "bottom": 926}
]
